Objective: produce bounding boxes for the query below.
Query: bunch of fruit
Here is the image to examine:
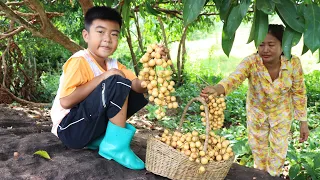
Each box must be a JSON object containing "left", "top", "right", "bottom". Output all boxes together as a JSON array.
[
  {"left": 157, "top": 129, "right": 233, "bottom": 174},
  {"left": 138, "top": 44, "right": 178, "bottom": 120},
  {"left": 200, "top": 94, "right": 226, "bottom": 130}
]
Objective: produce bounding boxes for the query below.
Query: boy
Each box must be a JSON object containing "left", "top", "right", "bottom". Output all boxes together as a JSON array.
[{"left": 50, "top": 6, "right": 148, "bottom": 170}]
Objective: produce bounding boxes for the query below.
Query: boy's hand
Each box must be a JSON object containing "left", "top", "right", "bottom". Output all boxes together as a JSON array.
[
  {"left": 102, "top": 68, "right": 125, "bottom": 80},
  {"left": 131, "top": 79, "right": 147, "bottom": 93}
]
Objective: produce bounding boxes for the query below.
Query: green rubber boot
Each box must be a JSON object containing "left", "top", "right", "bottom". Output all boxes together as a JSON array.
[
  {"left": 98, "top": 121, "right": 145, "bottom": 170},
  {"left": 86, "top": 136, "right": 103, "bottom": 150}
]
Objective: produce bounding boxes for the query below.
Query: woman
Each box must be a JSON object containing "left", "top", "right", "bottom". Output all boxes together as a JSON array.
[{"left": 200, "top": 24, "right": 309, "bottom": 176}]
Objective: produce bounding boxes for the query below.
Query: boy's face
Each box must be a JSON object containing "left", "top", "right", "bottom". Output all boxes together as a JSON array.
[{"left": 82, "top": 19, "right": 120, "bottom": 60}]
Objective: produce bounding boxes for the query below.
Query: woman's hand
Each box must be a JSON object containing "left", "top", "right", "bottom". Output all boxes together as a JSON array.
[
  {"left": 200, "top": 86, "right": 218, "bottom": 98},
  {"left": 299, "top": 121, "right": 309, "bottom": 143}
]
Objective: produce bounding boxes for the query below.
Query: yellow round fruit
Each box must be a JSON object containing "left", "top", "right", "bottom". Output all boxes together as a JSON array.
[
  {"left": 216, "top": 154, "right": 222, "bottom": 161},
  {"left": 223, "top": 153, "right": 230, "bottom": 161},
  {"left": 198, "top": 166, "right": 206, "bottom": 174},
  {"left": 172, "top": 102, "right": 178, "bottom": 109},
  {"left": 141, "top": 81, "right": 147, "bottom": 88},
  {"left": 201, "top": 157, "right": 209, "bottom": 165}
]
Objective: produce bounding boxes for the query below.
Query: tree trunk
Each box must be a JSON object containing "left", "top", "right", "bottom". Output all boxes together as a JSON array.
[
  {"left": 181, "top": 39, "right": 187, "bottom": 82},
  {"left": 157, "top": 16, "right": 176, "bottom": 74},
  {"left": 125, "top": 27, "right": 139, "bottom": 75},
  {"left": 1, "top": 40, "right": 9, "bottom": 88},
  {"left": 177, "top": 25, "right": 188, "bottom": 85},
  {"left": 133, "top": 12, "right": 144, "bottom": 52}
]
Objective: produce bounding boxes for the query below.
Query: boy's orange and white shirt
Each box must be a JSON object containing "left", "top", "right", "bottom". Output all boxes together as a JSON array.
[
  {"left": 50, "top": 50, "right": 137, "bottom": 137},
  {"left": 218, "top": 53, "right": 307, "bottom": 125}
]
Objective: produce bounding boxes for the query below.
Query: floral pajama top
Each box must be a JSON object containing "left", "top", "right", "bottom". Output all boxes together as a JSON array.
[{"left": 219, "top": 53, "right": 307, "bottom": 125}]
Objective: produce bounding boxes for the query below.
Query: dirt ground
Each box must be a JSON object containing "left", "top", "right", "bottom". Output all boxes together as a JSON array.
[{"left": 0, "top": 103, "right": 283, "bottom": 180}]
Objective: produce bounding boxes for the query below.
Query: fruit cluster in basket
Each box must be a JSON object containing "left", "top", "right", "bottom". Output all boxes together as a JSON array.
[
  {"left": 156, "top": 129, "right": 234, "bottom": 174},
  {"left": 138, "top": 43, "right": 178, "bottom": 120}
]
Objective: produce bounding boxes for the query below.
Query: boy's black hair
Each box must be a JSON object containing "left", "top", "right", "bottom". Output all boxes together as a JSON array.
[
  {"left": 268, "top": 24, "right": 285, "bottom": 44},
  {"left": 84, "top": 6, "right": 122, "bottom": 31}
]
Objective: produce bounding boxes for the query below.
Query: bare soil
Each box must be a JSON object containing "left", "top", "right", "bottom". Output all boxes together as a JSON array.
[{"left": 0, "top": 104, "right": 283, "bottom": 180}]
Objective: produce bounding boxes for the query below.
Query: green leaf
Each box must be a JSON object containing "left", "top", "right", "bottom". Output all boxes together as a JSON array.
[
  {"left": 121, "top": 0, "right": 131, "bottom": 28},
  {"left": 105, "top": 0, "right": 116, "bottom": 7},
  {"left": 257, "top": 0, "right": 275, "bottom": 15},
  {"left": 139, "top": 5, "right": 147, "bottom": 18},
  {"left": 145, "top": 2, "right": 161, "bottom": 16},
  {"left": 213, "top": 0, "right": 222, "bottom": 10},
  {"left": 282, "top": 26, "right": 302, "bottom": 59},
  {"left": 247, "top": 6, "right": 256, "bottom": 44},
  {"left": 294, "top": 173, "right": 307, "bottom": 180},
  {"left": 225, "top": 0, "right": 251, "bottom": 36},
  {"left": 254, "top": 9, "right": 269, "bottom": 48},
  {"left": 303, "top": 3, "right": 320, "bottom": 53},
  {"left": 314, "top": 153, "right": 320, "bottom": 168},
  {"left": 275, "top": 0, "right": 304, "bottom": 33},
  {"left": 34, "top": 150, "right": 51, "bottom": 160},
  {"left": 183, "top": 0, "right": 206, "bottom": 26},
  {"left": 302, "top": 161, "right": 317, "bottom": 180},
  {"left": 222, "top": 24, "right": 235, "bottom": 57},
  {"left": 289, "top": 164, "right": 300, "bottom": 180},
  {"left": 287, "top": 151, "right": 299, "bottom": 162},
  {"left": 271, "top": 0, "right": 281, "bottom": 3},
  {"left": 302, "top": 43, "right": 309, "bottom": 55},
  {"left": 219, "top": 0, "right": 232, "bottom": 21}
]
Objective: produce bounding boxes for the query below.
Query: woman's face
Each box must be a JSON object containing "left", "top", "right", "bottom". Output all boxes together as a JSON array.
[{"left": 258, "top": 33, "right": 283, "bottom": 64}]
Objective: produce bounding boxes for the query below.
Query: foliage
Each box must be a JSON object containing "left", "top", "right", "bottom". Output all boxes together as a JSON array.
[
  {"left": 33, "top": 150, "right": 51, "bottom": 160},
  {"left": 36, "top": 71, "right": 60, "bottom": 103},
  {"left": 181, "top": 0, "right": 320, "bottom": 59},
  {"left": 305, "top": 70, "right": 320, "bottom": 107}
]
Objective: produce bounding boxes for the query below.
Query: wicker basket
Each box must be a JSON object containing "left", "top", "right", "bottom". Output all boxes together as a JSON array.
[{"left": 146, "top": 97, "right": 234, "bottom": 180}]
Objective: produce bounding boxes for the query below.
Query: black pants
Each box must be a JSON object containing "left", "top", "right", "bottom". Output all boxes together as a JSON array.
[{"left": 57, "top": 75, "right": 148, "bottom": 149}]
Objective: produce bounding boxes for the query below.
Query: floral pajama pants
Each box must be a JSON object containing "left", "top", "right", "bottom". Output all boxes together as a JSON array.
[{"left": 247, "top": 113, "right": 292, "bottom": 176}]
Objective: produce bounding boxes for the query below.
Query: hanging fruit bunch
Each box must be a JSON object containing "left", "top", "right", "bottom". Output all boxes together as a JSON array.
[
  {"left": 157, "top": 129, "right": 233, "bottom": 174},
  {"left": 138, "top": 44, "right": 178, "bottom": 120},
  {"left": 200, "top": 94, "right": 226, "bottom": 130}
]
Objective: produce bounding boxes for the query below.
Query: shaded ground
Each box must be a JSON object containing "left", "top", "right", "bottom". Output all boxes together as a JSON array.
[{"left": 0, "top": 104, "right": 283, "bottom": 180}]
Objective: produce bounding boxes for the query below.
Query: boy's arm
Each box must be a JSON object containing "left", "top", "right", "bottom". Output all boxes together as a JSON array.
[
  {"left": 131, "top": 78, "right": 147, "bottom": 93},
  {"left": 60, "top": 69, "right": 124, "bottom": 109}
]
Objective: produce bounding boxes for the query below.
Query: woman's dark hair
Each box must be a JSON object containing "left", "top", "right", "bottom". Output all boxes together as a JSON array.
[
  {"left": 84, "top": 6, "right": 122, "bottom": 31},
  {"left": 268, "top": 24, "right": 285, "bottom": 44}
]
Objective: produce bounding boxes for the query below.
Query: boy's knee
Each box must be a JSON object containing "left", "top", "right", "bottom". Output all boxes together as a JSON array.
[
  {"left": 104, "top": 74, "right": 131, "bottom": 86},
  {"left": 107, "top": 69, "right": 125, "bottom": 78}
]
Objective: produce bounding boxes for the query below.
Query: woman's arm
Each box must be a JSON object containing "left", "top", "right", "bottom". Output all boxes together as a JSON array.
[
  {"left": 291, "top": 56, "right": 309, "bottom": 142},
  {"left": 201, "top": 55, "right": 252, "bottom": 98}
]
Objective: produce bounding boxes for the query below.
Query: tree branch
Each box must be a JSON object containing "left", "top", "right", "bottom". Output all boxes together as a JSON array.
[
  {"left": 0, "top": 1, "right": 43, "bottom": 37},
  {"left": 133, "top": 12, "right": 144, "bottom": 52},
  {"left": 78, "top": 0, "right": 94, "bottom": 15},
  {"left": 157, "top": 16, "right": 176, "bottom": 74},
  {"left": 24, "top": 0, "right": 51, "bottom": 30},
  {"left": 6, "top": 1, "right": 24, "bottom": 6},
  {"left": 0, "top": 11, "right": 63, "bottom": 18},
  {"left": 125, "top": 27, "right": 139, "bottom": 75},
  {"left": 0, "top": 26, "right": 25, "bottom": 40},
  {"left": 0, "top": 86, "right": 51, "bottom": 107}
]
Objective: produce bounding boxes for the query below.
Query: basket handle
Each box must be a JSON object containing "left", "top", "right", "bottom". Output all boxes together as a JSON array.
[{"left": 177, "top": 97, "right": 210, "bottom": 152}]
